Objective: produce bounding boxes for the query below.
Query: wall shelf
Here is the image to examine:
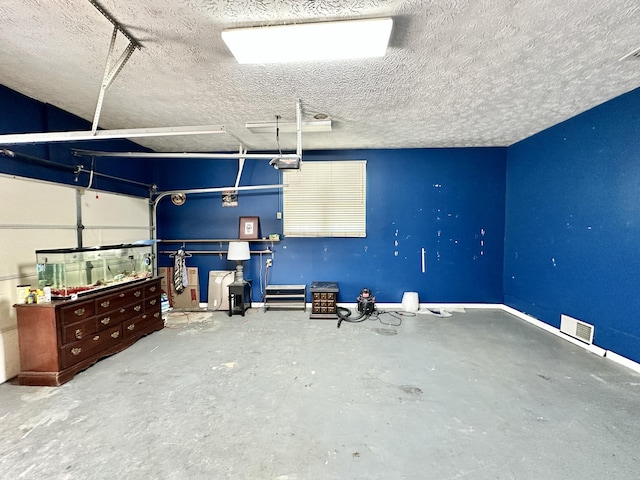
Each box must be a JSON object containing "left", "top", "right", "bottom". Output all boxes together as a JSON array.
[
  {"left": 158, "top": 238, "right": 278, "bottom": 256},
  {"left": 158, "top": 250, "right": 272, "bottom": 255},
  {"left": 159, "top": 239, "right": 279, "bottom": 243}
]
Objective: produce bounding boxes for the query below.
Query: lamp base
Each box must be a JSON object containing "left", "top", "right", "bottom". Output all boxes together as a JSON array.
[{"left": 234, "top": 263, "right": 244, "bottom": 283}]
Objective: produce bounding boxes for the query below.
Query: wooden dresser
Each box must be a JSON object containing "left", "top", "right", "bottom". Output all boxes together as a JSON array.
[{"left": 14, "top": 277, "right": 163, "bottom": 386}]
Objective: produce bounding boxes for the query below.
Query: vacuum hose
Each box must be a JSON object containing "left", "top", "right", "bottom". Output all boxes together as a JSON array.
[{"left": 337, "top": 288, "right": 375, "bottom": 328}]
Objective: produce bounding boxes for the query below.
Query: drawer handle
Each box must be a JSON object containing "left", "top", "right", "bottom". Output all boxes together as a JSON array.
[
  {"left": 134, "top": 290, "right": 142, "bottom": 297},
  {"left": 111, "top": 331, "right": 120, "bottom": 338},
  {"left": 149, "top": 286, "right": 157, "bottom": 292},
  {"left": 142, "top": 314, "right": 148, "bottom": 319},
  {"left": 154, "top": 312, "right": 160, "bottom": 318},
  {"left": 149, "top": 299, "right": 157, "bottom": 305},
  {"left": 71, "top": 347, "right": 82, "bottom": 356},
  {"left": 101, "top": 300, "right": 110, "bottom": 308},
  {"left": 120, "top": 308, "right": 125, "bottom": 313},
  {"left": 119, "top": 293, "right": 125, "bottom": 298},
  {"left": 134, "top": 305, "right": 142, "bottom": 312},
  {"left": 127, "top": 324, "right": 136, "bottom": 331},
  {"left": 74, "top": 308, "right": 85, "bottom": 316},
  {"left": 75, "top": 329, "right": 83, "bottom": 340},
  {"left": 101, "top": 317, "right": 111, "bottom": 325}
]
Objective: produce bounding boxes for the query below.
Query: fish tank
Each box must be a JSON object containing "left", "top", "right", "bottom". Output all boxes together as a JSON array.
[{"left": 36, "top": 243, "right": 154, "bottom": 298}]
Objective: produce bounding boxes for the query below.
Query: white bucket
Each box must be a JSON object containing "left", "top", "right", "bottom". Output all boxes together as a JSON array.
[{"left": 401, "top": 292, "right": 419, "bottom": 312}]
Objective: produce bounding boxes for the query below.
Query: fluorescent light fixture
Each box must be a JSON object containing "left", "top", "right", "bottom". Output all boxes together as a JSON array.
[
  {"left": 222, "top": 17, "right": 393, "bottom": 64},
  {"left": 246, "top": 120, "right": 332, "bottom": 134}
]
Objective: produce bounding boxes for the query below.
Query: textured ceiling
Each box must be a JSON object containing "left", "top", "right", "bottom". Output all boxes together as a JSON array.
[{"left": 0, "top": 0, "right": 638, "bottom": 153}]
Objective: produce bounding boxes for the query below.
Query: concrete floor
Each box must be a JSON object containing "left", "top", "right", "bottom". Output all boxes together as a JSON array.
[{"left": 1, "top": 307, "right": 640, "bottom": 479}]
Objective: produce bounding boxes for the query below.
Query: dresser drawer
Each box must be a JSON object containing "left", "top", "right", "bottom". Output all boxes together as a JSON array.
[
  {"left": 145, "top": 281, "right": 161, "bottom": 297},
  {"left": 59, "top": 300, "right": 95, "bottom": 325},
  {"left": 96, "top": 301, "right": 145, "bottom": 331},
  {"left": 122, "top": 312, "right": 162, "bottom": 340},
  {"left": 60, "top": 325, "right": 122, "bottom": 369},
  {"left": 95, "top": 311, "right": 117, "bottom": 331},
  {"left": 95, "top": 286, "right": 144, "bottom": 314},
  {"left": 61, "top": 317, "right": 98, "bottom": 345},
  {"left": 145, "top": 294, "right": 161, "bottom": 312}
]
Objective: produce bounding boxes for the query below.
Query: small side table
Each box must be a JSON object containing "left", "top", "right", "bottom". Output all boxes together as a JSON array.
[
  {"left": 310, "top": 281, "right": 339, "bottom": 319},
  {"left": 228, "top": 280, "right": 252, "bottom": 316}
]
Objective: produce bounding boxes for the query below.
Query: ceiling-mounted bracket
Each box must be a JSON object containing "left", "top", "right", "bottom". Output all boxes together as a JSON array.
[
  {"left": 89, "top": 0, "right": 142, "bottom": 133},
  {"left": 235, "top": 145, "right": 247, "bottom": 189},
  {"left": 89, "top": 0, "right": 141, "bottom": 49},
  {"left": 92, "top": 26, "right": 138, "bottom": 133}
]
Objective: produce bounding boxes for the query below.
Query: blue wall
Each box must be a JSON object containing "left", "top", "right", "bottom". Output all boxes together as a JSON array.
[
  {"left": 156, "top": 148, "right": 507, "bottom": 304},
  {"left": 0, "top": 85, "right": 154, "bottom": 197},
  {"left": 9, "top": 81, "right": 640, "bottom": 363},
  {"left": 504, "top": 87, "right": 640, "bottom": 362}
]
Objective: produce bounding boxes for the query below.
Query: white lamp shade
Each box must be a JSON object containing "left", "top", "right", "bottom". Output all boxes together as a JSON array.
[{"left": 227, "top": 241, "right": 251, "bottom": 261}]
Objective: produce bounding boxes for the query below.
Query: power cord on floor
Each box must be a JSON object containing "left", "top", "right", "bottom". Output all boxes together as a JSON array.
[
  {"left": 370, "top": 310, "right": 416, "bottom": 327},
  {"left": 337, "top": 307, "right": 415, "bottom": 328}
]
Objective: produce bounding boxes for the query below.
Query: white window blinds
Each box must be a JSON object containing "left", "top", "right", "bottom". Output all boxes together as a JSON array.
[{"left": 283, "top": 160, "right": 367, "bottom": 237}]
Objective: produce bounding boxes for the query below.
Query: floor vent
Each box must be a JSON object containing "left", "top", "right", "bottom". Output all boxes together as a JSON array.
[{"left": 560, "top": 314, "right": 594, "bottom": 344}]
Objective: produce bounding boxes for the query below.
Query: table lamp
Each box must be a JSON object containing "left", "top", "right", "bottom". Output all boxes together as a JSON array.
[{"left": 228, "top": 241, "right": 251, "bottom": 283}]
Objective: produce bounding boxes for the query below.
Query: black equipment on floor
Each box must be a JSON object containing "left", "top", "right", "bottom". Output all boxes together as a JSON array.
[{"left": 337, "top": 288, "right": 375, "bottom": 328}]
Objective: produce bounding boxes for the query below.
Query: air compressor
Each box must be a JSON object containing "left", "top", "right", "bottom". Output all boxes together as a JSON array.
[{"left": 337, "top": 288, "right": 376, "bottom": 328}]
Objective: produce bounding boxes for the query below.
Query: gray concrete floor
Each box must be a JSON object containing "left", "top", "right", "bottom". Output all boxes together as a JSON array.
[{"left": 1, "top": 307, "right": 640, "bottom": 479}]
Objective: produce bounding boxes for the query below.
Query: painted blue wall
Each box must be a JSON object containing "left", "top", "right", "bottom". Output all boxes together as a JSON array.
[
  {"left": 6, "top": 81, "right": 640, "bottom": 361},
  {"left": 504, "top": 87, "right": 640, "bottom": 362},
  {"left": 156, "top": 148, "right": 507, "bottom": 304},
  {"left": 0, "top": 85, "right": 154, "bottom": 197}
]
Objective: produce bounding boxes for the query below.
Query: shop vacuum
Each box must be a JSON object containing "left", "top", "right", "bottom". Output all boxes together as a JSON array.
[{"left": 337, "top": 288, "right": 376, "bottom": 328}]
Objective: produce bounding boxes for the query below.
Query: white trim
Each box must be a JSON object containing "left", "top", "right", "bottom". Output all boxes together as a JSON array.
[
  {"left": 498, "top": 304, "right": 607, "bottom": 356},
  {"left": 371, "top": 302, "right": 497, "bottom": 310},
  {"left": 604, "top": 350, "right": 640, "bottom": 374}
]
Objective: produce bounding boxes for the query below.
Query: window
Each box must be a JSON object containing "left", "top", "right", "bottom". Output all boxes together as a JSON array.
[{"left": 283, "top": 160, "right": 366, "bottom": 237}]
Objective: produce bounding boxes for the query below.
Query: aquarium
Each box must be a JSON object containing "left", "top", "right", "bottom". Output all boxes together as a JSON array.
[{"left": 36, "top": 243, "right": 153, "bottom": 298}]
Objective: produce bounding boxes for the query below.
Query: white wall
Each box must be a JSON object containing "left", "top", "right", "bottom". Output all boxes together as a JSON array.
[{"left": 0, "top": 175, "right": 151, "bottom": 383}]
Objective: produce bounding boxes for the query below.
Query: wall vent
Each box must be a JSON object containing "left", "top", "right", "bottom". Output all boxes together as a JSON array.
[{"left": 560, "top": 314, "right": 594, "bottom": 344}]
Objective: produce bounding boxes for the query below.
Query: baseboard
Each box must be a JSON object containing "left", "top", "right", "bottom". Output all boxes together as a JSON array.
[
  {"left": 603, "top": 350, "right": 640, "bottom": 374},
  {"left": 497, "top": 304, "right": 640, "bottom": 374},
  {"left": 498, "top": 304, "right": 607, "bottom": 356}
]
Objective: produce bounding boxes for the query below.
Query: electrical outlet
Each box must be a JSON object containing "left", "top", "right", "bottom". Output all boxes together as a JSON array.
[
  {"left": 266, "top": 258, "right": 273, "bottom": 267},
  {"left": 276, "top": 211, "right": 282, "bottom": 220}
]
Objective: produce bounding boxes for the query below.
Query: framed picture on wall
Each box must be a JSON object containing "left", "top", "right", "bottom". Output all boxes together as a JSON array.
[{"left": 239, "top": 216, "right": 260, "bottom": 240}]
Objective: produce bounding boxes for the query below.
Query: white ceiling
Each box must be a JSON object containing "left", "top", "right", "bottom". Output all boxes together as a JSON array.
[{"left": 0, "top": 0, "right": 638, "bottom": 153}]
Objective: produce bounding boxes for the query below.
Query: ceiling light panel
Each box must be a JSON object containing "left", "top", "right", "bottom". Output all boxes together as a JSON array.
[{"left": 222, "top": 18, "right": 393, "bottom": 64}]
